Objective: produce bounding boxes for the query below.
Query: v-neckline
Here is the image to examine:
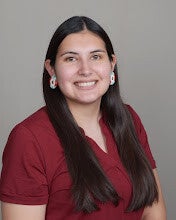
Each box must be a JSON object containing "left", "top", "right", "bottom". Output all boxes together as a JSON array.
[
  {"left": 85, "top": 117, "right": 117, "bottom": 159},
  {"left": 80, "top": 117, "right": 131, "bottom": 184}
]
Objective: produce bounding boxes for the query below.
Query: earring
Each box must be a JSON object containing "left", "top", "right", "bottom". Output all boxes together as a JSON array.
[
  {"left": 50, "top": 75, "right": 58, "bottom": 89},
  {"left": 110, "top": 72, "right": 115, "bottom": 85}
]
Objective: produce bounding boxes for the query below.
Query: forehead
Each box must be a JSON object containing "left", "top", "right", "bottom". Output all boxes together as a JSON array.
[{"left": 58, "top": 30, "right": 106, "bottom": 53}]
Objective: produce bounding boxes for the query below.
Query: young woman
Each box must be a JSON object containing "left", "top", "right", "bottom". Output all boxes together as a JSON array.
[{"left": 0, "top": 16, "right": 166, "bottom": 220}]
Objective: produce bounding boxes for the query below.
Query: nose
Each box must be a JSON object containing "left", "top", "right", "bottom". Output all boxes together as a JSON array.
[{"left": 78, "top": 59, "right": 92, "bottom": 76}]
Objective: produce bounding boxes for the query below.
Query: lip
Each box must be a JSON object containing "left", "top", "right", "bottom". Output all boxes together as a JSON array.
[{"left": 74, "top": 80, "right": 97, "bottom": 88}]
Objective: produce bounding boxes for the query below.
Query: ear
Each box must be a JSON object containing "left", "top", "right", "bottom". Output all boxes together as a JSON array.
[
  {"left": 111, "top": 54, "right": 117, "bottom": 71},
  {"left": 45, "top": 59, "right": 55, "bottom": 77}
]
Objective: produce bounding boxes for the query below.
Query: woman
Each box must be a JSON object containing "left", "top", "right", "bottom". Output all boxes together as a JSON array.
[{"left": 0, "top": 16, "right": 166, "bottom": 219}]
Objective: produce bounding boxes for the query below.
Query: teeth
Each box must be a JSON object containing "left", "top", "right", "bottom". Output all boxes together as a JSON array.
[{"left": 76, "top": 81, "right": 96, "bottom": 87}]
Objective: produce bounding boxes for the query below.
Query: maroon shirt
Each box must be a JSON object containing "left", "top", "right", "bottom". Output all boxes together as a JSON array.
[{"left": 0, "top": 106, "right": 156, "bottom": 220}]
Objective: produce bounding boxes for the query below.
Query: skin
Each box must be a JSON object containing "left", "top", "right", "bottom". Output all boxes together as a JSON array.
[
  {"left": 1, "top": 30, "right": 167, "bottom": 219},
  {"left": 45, "top": 30, "right": 116, "bottom": 108}
]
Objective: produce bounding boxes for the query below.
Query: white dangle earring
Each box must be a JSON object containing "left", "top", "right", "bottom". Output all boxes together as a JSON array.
[
  {"left": 110, "top": 72, "right": 115, "bottom": 85},
  {"left": 49, "top": 75, "right": 58, "bottom": 89}
]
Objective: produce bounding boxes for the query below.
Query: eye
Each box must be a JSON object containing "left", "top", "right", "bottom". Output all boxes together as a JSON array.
[
  {"left": 91, "top": 54, "right": 101, "bottom": 60},
  {"left": 65, "top": 57, "right": 77, "bottom": 62}
]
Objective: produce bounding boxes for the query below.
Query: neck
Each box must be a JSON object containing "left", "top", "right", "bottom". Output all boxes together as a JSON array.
[{"left": 67, "top": 101, "right": 101, "bottom": 129}]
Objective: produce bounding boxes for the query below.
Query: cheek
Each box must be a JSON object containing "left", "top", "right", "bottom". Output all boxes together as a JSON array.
[
  {"left": 96, "top": 64, "right": 112, "bottom": 78},
  {"left": 55, "top": 66, "right": 75, "bottom": 83}
]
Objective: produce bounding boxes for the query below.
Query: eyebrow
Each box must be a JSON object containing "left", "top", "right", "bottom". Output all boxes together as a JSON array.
[
  {"left": 60, "top": 51, "right": 78, "bottom": 56},
  {"left": 60, "top": 49, "right": 106, "bottom": 57},
  {"left": 90, "top": 49, "right": 106, "bottom": 54}
]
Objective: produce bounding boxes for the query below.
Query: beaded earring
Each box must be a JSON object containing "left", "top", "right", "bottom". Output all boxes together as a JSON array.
[
  {"left": 110, "top": 72, "right": 115, "bottom": 85},
  {"left": 49, "top": 75, "right": 58, "bottom": 89}
]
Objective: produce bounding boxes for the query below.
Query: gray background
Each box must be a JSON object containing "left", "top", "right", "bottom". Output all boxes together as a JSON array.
[{"left": 0, "top": 0, "right": 175, "bottom": 219}]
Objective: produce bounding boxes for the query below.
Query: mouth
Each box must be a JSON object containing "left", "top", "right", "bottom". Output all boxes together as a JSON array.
[{"left": 74, "top": 81, "right": 97, "bottom": 87}]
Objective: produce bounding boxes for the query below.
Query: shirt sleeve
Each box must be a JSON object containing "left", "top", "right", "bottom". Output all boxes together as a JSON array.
[
  {"left": 0, "top": 124, "right": 49, "bottom": 205},
  {"left": 127, "top": 105, "right": 156, "bottom": 169}
]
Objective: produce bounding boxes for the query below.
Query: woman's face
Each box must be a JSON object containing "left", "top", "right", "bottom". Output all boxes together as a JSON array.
[{"left": 45, "top": 30, "right": 116, "bottom": 107}]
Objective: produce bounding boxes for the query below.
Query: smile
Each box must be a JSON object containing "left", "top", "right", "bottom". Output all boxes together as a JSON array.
[{"left": 75, "top": 81, "right": 96, "bottom": 87}]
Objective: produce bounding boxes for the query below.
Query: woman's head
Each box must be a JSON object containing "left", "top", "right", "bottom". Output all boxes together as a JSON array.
[
  {"left": 43, "top": 16, "right": 120, "bottom": 110},
  {"left": 45, "top": 31, "right": 117, "bottom": 106}
]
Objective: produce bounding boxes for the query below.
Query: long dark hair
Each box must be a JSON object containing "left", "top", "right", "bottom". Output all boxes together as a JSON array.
[{"left": 43, "top": 16, "right": 158, "bottom": 213}]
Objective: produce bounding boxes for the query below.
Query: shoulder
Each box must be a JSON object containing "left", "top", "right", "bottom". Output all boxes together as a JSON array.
[
  {"left": 125, "top": 104, "right": 143, "bottom": 134},
  {"left": 5, "top": 107, "right": 61, "bottom": 158},
  {"left": 125, "top": 104, "right": 141, "bottom": 122},
  {"left": 4, "top": 107, "right": 49, "bottom": 155},
  {"left": 10, "top": 107, "right": 55, "bottom": 142},
  {"left": 20, "top": 106, "right": 52, "bottom": 131},
  {"left": 125, "top": 104, "right": 148, "bottom": 146}
]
